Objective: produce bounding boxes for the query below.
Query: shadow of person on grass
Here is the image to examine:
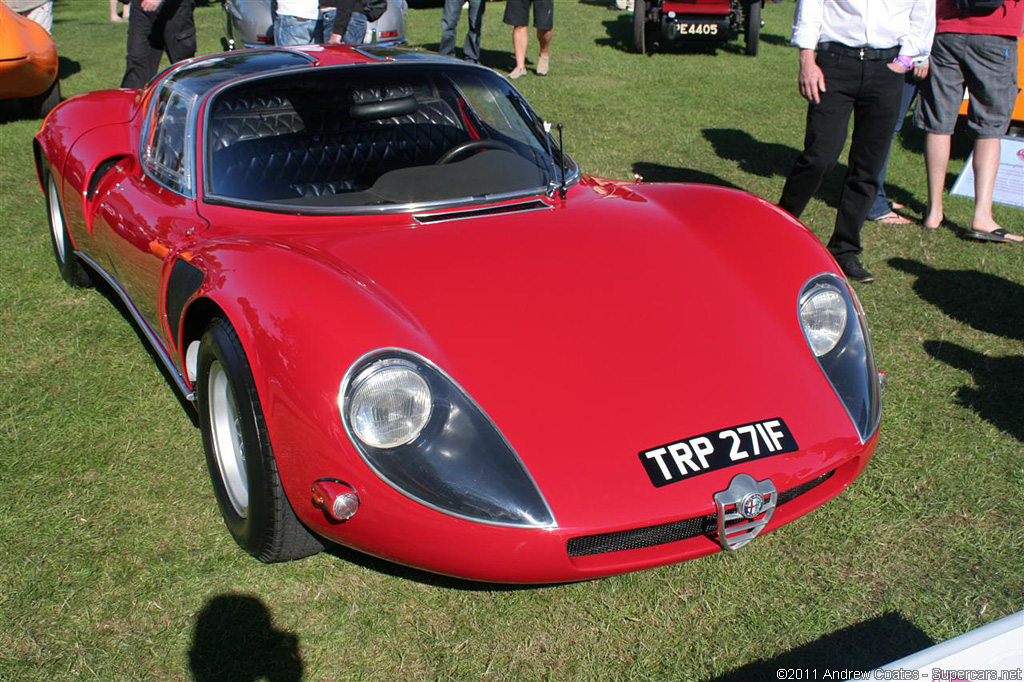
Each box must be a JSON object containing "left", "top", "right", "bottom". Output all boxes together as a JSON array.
[
  {"left": 887, "top": 258, "right": 1024, "bottom": 342},
  {"left": 924, "top": 341, "right": 1024, "bottom": 443},
  {"left": 706, "top": 612, "right": 934, "bottom": 681},
  {"left": 631, "top": 161, "right": 742, "bottom": 190},
  {"left": 189, "top": 594, "right": 304, "bottom": 682}
]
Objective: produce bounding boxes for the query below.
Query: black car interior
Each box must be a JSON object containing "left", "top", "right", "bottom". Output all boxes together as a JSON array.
[{"left": 206, "top": 65, "right": 551, "bottom": 208}]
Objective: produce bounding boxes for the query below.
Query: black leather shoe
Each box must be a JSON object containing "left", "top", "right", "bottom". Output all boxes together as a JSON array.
[{"left": 839, "top": 258, "right": 875, "bottom": 283}]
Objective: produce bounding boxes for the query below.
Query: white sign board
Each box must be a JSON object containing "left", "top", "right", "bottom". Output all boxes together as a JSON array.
[{"left": 951, "top": 136, "right": 1024, "bottom": 209}]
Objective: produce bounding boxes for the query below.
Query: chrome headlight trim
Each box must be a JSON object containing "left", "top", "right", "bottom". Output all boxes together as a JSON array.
[
  {"left": 798, "top": 273, "right": 882, "bottom": 443},
  {"left": 338, "top": 347, "right": 557, "bottom": 529}
]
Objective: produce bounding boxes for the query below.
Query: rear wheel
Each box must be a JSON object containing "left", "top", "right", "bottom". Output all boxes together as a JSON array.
[
  {"left": 633, "top": 0, "right": 649, "bottom": 54},
  {"left": 44, "top": 165, "right": 91, "bottom": 288},
  {"left": 744, "top": 0, "right": 761, "bottom": 56},
  {"left": 197, "top": 317, "right": 323, "bottom": 562}
]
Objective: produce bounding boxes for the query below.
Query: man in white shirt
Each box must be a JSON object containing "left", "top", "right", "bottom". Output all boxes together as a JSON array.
[
  {"left": 275, "top": 0, "right": 321, "bottom": 46},
  {"left": 778, "top": 0, "right": 935, "bottom": 282}
]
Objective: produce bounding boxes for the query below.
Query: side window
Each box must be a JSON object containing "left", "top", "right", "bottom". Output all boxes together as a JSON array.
[{"left": 143, "top": 88, "right": 196, "bottom": 195}]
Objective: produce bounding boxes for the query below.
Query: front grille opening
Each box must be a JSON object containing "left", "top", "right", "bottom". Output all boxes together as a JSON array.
[{"left": 566, "top": 470, "right": 835, "bottom": 557}]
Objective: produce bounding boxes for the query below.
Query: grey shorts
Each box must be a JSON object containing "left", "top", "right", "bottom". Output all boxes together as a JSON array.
[{"left": 915, "top": 32, "right": 1020, "bottom": 138}]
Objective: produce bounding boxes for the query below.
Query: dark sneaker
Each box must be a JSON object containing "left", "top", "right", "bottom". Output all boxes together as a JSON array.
[{"left": 839, "top": 258, "right": 875, "bottom": 283}]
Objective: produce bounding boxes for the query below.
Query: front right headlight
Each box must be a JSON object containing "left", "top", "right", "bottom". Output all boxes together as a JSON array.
[
  {"left": 339, "top": 349, "right": 556, "bottom": 529},
  {"left": 799, "top": 274, "right": 881, "bottom": 441}
]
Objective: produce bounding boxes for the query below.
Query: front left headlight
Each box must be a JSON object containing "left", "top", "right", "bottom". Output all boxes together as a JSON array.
[
  {"left": 339, "top": 349, "right": 556, "bottom": 528},
  {"left": 799, "top": 274, "right": 881, "bottom": 441}
]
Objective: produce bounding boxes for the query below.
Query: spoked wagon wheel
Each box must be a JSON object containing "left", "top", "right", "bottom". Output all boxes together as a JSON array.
[
  {"left": 43, "top": 164, "right": 92, "bottom": 287},
  {"left": 197, "top": 317, "right": 323, "bottom": 562},
  {"left": 744, "top": 0, "right": 761, "bottom": 56}
]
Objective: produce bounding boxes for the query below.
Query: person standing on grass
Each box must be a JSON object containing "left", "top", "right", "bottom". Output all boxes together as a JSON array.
[
  {"left": 777, "top": 0, "right": 935, "bottom": 283},
  {"left": 915, "top": 0, "right": 1024, "bottom": 243},
  {"left": 110, "top": 0, "right": 129, "bottom": 22},
  {"left": 866, "top": 62, "right": 930, "bottom": 227},
  {"left": 120, "top": 0, "right": 195, "bottom": 89},
  {"left": 319, "top": 0, "right": 357, "bottom": 44},
  {"left": 5, "top": 0, "right": 53, "bottom": 33},
  {"left": 504, "top": 0, "right": 553, "bottom": 79},
  {"left": 440, "top": 0, "right": 486, "bottom": 64},
  {"left": 274, "top": 0, "right": 320, "bottom": 46}
]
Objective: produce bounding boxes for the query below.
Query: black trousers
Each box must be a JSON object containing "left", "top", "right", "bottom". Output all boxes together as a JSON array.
[
  {"left": 778, "top": 50, "right": 904, "bottom": 261},
  {"left": 121, "top": 0, "right": 196, "bottom": 89}
]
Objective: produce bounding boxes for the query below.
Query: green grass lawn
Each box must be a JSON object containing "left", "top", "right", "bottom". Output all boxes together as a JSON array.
[{"left": 1, "top": 1, "right": 1022, "bottom": 679}]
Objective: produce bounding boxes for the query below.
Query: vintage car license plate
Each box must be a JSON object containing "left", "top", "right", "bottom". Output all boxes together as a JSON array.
[
  {"left": 639, "top": 418, "right": 798, "bottom": 488},
  {"left": 675, "top": 21, "right": 721, "bottom": 36}
]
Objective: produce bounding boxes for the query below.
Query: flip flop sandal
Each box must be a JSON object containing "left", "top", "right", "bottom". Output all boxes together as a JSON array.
[
  {"left": 965, "top": 228, "right": 1022, "bottom": 243},
  {"left": 873, "top": 212, "right": 911, "bottom": 225}
]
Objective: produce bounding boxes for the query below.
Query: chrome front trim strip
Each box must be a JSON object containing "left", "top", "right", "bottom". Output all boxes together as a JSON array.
[{"left": 77, "top": 252, "right": 195, "bottom": 402}]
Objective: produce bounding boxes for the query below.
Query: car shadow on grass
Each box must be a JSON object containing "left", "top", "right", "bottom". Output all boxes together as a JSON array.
[
  {"left": 88, "top": 272, "right": 200, "bottom": 427},
  {"left": 923, "top": 341, "right": 1024, "bottom": 443},
  {"left": 705, "top": 612, "right": 934, "bottom": 681},
  {"left": 189, "top": 594, "right": 303, "bottom": 681},
  {"left": 631, "top": 161, "right": 742, "bottom": 189}
]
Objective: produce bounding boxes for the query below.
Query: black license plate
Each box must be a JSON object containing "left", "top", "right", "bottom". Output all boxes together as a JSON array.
[
  {"left": 674, "top": 20, "right": 725, "bottom": 37},
  {"left": 639, "top": 418, "right": 798, "bottom": 488}
]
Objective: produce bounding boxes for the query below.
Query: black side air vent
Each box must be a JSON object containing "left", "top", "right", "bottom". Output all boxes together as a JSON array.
[
  {"left": 87, "top": 156, "right": 128, "bottom": 200},
  {"left": 413, "top": 200, "right": 551, "bottom": 224}
]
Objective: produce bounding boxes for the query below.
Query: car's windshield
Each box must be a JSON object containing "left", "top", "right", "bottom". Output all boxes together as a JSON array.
[{"left": 205, "top": 63, "right": 572, "bottom": 210}]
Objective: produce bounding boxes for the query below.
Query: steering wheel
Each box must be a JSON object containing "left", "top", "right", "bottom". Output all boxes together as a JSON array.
[{"left": 436, "top": 139, "right": 516, "bottom": 165}]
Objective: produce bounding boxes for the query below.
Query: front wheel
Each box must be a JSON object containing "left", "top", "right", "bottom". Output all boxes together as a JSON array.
[
  {"left": 633, "top": 0, "right": 649, "bottom": 54},
  {"left": 44, "top": 165, "right": 92, "bottom": 288},
  {"left": 197, "top": 317, "right": 323, "bottom": 562},
  {"left": 744, "top": 0, "right": 761, "bottom": 56}
]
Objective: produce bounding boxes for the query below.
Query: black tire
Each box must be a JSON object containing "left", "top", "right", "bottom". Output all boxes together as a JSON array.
[
  {"left": 22, "top": 78, "right": 61, "bottom": 119},
  {"left": 633, "top": 0, "right": 648, "bottom": 54},
  {"left": 43, "top": 164, "right": 92, "bottom": 288},
  {"left": 197, "top": 317, "right": 323, "bottom": 562},
  {"left": 744, "top": 0, "right": 761, "bottom": 56}
]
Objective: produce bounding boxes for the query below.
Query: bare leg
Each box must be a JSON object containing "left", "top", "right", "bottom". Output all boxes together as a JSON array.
[
  {"left": 970, "top": 137, "right": 1018, "bottom": 239},
  {"left": 923, "top": 132, "right": 950, "bottom": 229},
  {"left": 512, "top": 26, "right": 528, "bottom": 70},
  {"left": 110, "top": 0, "right": 122, "bottom": 21},
  {"left": 123, "top": 1, "right": 130, "bottom": 19},
  {"left": 537, "top": 28, "right": 552, "bottom": 57}
]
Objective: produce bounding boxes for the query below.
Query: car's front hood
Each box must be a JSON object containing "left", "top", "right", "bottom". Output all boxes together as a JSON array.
[{"left": 279, "top": 182, "right": 865, "bottom": 530}]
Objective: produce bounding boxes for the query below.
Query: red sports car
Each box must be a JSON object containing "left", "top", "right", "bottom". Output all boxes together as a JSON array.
[{"left": 35, "top": 46, "right": 881, "bottom": 583}]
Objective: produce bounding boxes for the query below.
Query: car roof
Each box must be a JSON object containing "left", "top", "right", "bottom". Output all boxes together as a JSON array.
[{"left": 153, "top": 45, "right": 462, "bottom": 101}]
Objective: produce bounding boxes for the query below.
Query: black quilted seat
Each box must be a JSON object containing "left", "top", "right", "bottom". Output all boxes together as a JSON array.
[{"left": 208, "top": 79, "right": 469, "bottom": 202}]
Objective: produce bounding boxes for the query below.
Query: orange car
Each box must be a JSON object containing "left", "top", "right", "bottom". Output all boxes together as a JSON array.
[
  {"left": 0, "top": 2, "right": 59, "bottom": 118},
  {"left": 959, "top": 35, "right": 1024, "bottom": 132}
]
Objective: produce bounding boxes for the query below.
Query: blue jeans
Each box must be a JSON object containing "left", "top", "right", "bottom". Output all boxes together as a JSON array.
[
  {"left": 867, "top": 75, "right": 920, "bottom": 219},
  {"left": 318, "top": 8, "right": 336, "bottom": 42},
  {"left": 440, "top": 0, "right": 486, "bottom": 62},
  {"left": 274, "top": 14, "right": 317, "bottom": 46},
  {"left": 344, "top": 11, "right": 367, "bottom": 44}
]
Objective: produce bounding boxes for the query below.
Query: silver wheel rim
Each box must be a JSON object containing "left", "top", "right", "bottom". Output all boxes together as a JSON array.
[
  {"left": 208, "top": 360, "right": 249, "bottom": 517},
  {"left": 48, "top": 178, "right": 66, "bottom": 263}
]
